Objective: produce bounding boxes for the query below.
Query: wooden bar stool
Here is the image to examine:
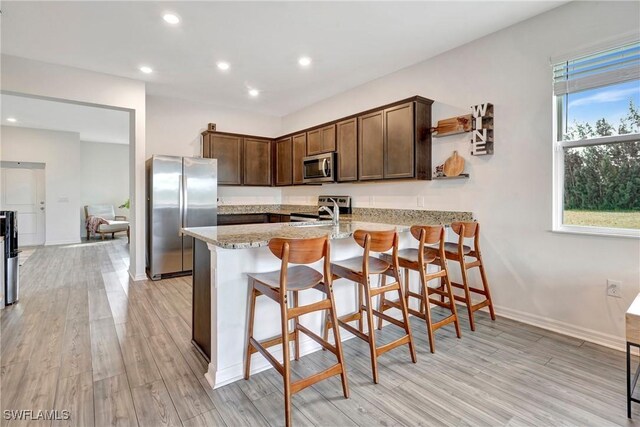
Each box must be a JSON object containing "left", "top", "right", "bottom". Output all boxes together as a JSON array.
[
  {"left": 244, "top": 236, "right": 349, "bottom": 427},
  {"left": 378, "top": 225, "right": 461, "bottom": 353},
  {"left": 324, "top": 229, "right": 417, "bottom": 384},
  {"left": 438, "top": 221, "right": 496, "bottom": 331}
]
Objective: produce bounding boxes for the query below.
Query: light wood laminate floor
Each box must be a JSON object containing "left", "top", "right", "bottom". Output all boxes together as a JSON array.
[{"left": 1, "top": 238, "right": 638, "bottom": 426}]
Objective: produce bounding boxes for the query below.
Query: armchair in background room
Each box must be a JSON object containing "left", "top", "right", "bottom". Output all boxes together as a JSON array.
[{"left": 84, "top": 204, "right": 130, "bottom": 242}]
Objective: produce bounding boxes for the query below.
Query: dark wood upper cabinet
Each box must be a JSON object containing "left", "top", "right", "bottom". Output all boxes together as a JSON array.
[
  {"left": 202, "top": 96, "right": 432, "bottom": 187},
  {"left": 306, "top": 129, "right": 322, "bottom": 155},
  {"left": 321, "top": 124, "right": 336, "bottom": 152},
  {"left": 275, "top": 137, "right": 293, "bottom": 186},
  {"left": 336, "top": 118, "right": 357, "bottom": 182},
  {"left": 243, "top": 138, "right": 272, "bottom": 186},
  {"left": 203, "top": 133, "right": 242, "bottom": 185},
  {"left": 307, "top": 124, "right": 336, "bottom": 155},
  {"left": 358, "top": 110, "right": 384, "bottom": 181},
  {"left": 384, "top": 102, "right": 415, "bottom": 179},
  {"left": 292, "top": 133, "right": 307, "bottom": 185}
]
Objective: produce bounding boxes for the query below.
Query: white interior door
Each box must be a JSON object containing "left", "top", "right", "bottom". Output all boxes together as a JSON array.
[{"left": 1, "top": 166, "right": 46, "bottom": 246}]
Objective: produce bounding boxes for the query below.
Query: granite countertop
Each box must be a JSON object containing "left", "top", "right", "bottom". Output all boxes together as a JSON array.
[
  {"left": 217, "top": 204, "right": 473, "bottom": 225},
  {"left": 183, "top": 219, "right": 411, "bottom": 249},
  {"left": 217, "top": 204, "right": 317, "bottom": 215}
]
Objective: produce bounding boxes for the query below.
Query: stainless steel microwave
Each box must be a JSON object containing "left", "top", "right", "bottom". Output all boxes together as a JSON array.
[{"left": 303, "top": 153, "right": 335, "bottom": 183}]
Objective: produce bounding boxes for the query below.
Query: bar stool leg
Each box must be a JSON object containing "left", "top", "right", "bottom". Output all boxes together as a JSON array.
[
  {"left": 244, "top": 282, "right": 257, "bottom": 380},
  {"left": 439, "top": 276, "right": 446, "bottom": 304},
  {"left": 442, "top": 265, "right": 462, "bottom": 339},
  {"left": 293, "top": 291, "right": 300, "bottom": 361},
  {"left": 459, "top": 260, "right": 476, "bottom": 331},
  {"left": 395, "top": 268, "right": 417, "bottom": 364},
  {"left": 358, "top": 283, "right": 364, "bottom": 332},
  {"left": 363, "top": 279, "right": 380, "bottom": 384},
  {"left": 377, "top": 275, "right": 386, "bottom": 331},
  {"left": 280, "top": 297, "right": 292, "bottom": 427},
  {"left": 478, "top": 260, "right": 496, "bottom": 321},
  {"left": 327, "top": 283, "right": 350, "bottom": 398},
  {"left": 419, "top": 268, "right": 436, "bottom": 353}
]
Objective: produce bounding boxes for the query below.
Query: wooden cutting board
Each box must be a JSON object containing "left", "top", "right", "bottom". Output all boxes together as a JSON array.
[{"left": 443, "top": 151, "right": 465, "bottom": 177}]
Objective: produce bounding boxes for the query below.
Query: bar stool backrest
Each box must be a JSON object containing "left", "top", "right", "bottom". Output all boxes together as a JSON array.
[
  {"left": 451, "top": 221, "right": 478, "bottom": 238},
  {"left": 268, "top": 236, "right": 329, "bottom": 265},
  {"left": 353, "top": 229, "right": 396, "bottom": 253},
  {"left": 267, "top": 236, "right": 331, "bottom": 295},
  {"left": 410, "top": 225, "right": 444, "bottom": 245},
  {"left": 410, "top": 225, "right": 445, "bottom": 264},
  {"left": 450, "top": 221, "right": 481, "bottom": 252}
]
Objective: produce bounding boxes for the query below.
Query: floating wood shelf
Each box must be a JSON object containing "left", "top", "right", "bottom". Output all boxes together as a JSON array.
[
  {"left": 432, "top": 174, "right": 469, "bottom": 180},
  {"left": 432, "top": 114, "right": 472, "bottom": 137}
]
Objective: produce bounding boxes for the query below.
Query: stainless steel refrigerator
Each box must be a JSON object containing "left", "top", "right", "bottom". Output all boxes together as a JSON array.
[{"left": 146, "top": 155, "right": 217, "bottom": 280}]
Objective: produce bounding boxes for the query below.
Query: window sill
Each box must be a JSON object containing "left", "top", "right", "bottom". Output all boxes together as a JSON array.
[{"left": 551, "top": 226, "right": 640, "bottom": 239}]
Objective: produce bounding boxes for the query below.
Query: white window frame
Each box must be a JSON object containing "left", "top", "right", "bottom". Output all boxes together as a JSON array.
[{"left": 552, "top": 87, "right": 640, "bottom": 239}]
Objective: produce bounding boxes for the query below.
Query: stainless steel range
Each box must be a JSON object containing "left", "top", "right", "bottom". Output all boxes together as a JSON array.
[{"left": 290, "top": 196, "right": 352, "bottom": 222}]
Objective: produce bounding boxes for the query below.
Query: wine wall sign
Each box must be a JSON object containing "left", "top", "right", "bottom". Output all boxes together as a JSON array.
[{"left": 470, "top": 103, "right": 494, "bottom": 156}]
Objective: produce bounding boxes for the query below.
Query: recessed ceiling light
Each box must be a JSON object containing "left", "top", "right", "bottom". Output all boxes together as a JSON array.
[
  {"left": 6, "top": 117, "right": 17, "bottom": 123},
  {"left": 163, "top": 13, "right": 180, "bottom": 24},
  {"left": 217, "top": 61, "right": 230, "bottom": 71},
  {"left": 248, "top": 88, "right": 260, "bottom": 97},
  {"left": 298, "top": 56, "right": 312, "bottom": 67},
  {"left": 139, "top": 66, "right": 153, "bottom": 74}
]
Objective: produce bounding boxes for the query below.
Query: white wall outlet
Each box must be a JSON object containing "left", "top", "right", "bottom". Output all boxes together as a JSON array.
[
  {"left": 417, "top": 196, "right": 425, "bottom": 208},
  {"left": 607, "top": 279, "right": 622, "bottom": 298}
]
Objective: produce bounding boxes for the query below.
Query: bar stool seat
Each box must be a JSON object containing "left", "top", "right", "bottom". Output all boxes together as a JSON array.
[
  {"left": 248, "top": 265, "right": 323, "bottom": 290},
  {"left": 332, "top": 256, "right": 390, "bottom": 275},
  {"left": 442, "top": 242, "right": 472, "bottom": 255},
  {"left": 392, "top": 248, "right": 438, "bottom": 265}
]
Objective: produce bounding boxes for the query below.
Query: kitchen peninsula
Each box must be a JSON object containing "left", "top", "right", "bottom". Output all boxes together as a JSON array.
[{"left": 182, "top": 208, "right": 472, "bottom": 389}]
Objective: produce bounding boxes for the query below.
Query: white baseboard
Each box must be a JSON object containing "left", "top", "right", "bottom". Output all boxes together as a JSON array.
[
  {"left": 128, "top": 270, "right": 147, "bottom": 282},
  {"left": 45, "top": 239, "right": 81, "bottom": 246},
  {"left": 494, "top": 304, "right": 625, "bottom": 352}
]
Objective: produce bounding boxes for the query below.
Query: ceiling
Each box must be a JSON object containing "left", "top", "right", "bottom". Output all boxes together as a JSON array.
[
  {"left": 1, "top": 1, "right": 565, "bottom": 116},
  {"left": 1, "top": 94, "right": 130, "bottom": 144}
]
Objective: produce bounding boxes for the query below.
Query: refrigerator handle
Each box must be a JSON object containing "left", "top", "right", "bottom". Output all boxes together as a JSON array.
[
  {"left": 178, "top": 174, "right": 184, "bottom": 234},
  {"left": 183, "top": 176, "right": 188, "bottom": 227}
]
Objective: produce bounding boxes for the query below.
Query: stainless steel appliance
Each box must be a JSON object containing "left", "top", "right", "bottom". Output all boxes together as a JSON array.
[
  {"left": 303, "top": 153, "right": 336, "bottom": 183},
  {"left": 1, "top": 211, "right": 19, "bottom": 305},
  {"left": 146, "top": 156, "right": 217, "bottom": 280},
  {"left": 290, "top": 196, "right": 352, "bottom": 222}
]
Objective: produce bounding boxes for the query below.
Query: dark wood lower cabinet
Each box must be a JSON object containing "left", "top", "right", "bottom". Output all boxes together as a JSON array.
[
  {"left": 192, "top": 239, "right": 211, "bottom": 360},
  {"left": 217, "top": 213, "right": 290, "bottom": 225}
]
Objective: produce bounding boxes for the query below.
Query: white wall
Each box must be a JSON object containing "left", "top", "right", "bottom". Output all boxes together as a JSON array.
[
  {"left": 279, "top": 1, "right": 640, "bottom": 348},
  {"left": 80, "top": 141, "right": 129, "bottom": 235},
  {"left": 0, "top": 126, "right": 81, "bottom": 245},
  {"left": 146, "top": 95, "right": 283, "bottom": 204},
  {"left": 1, "top": 54, "right": 146, "bottom": 279}
]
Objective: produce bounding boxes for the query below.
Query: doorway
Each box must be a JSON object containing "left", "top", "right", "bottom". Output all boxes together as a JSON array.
[{"left": 0, "top": 161, "right": 46, "bottom": 246}]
